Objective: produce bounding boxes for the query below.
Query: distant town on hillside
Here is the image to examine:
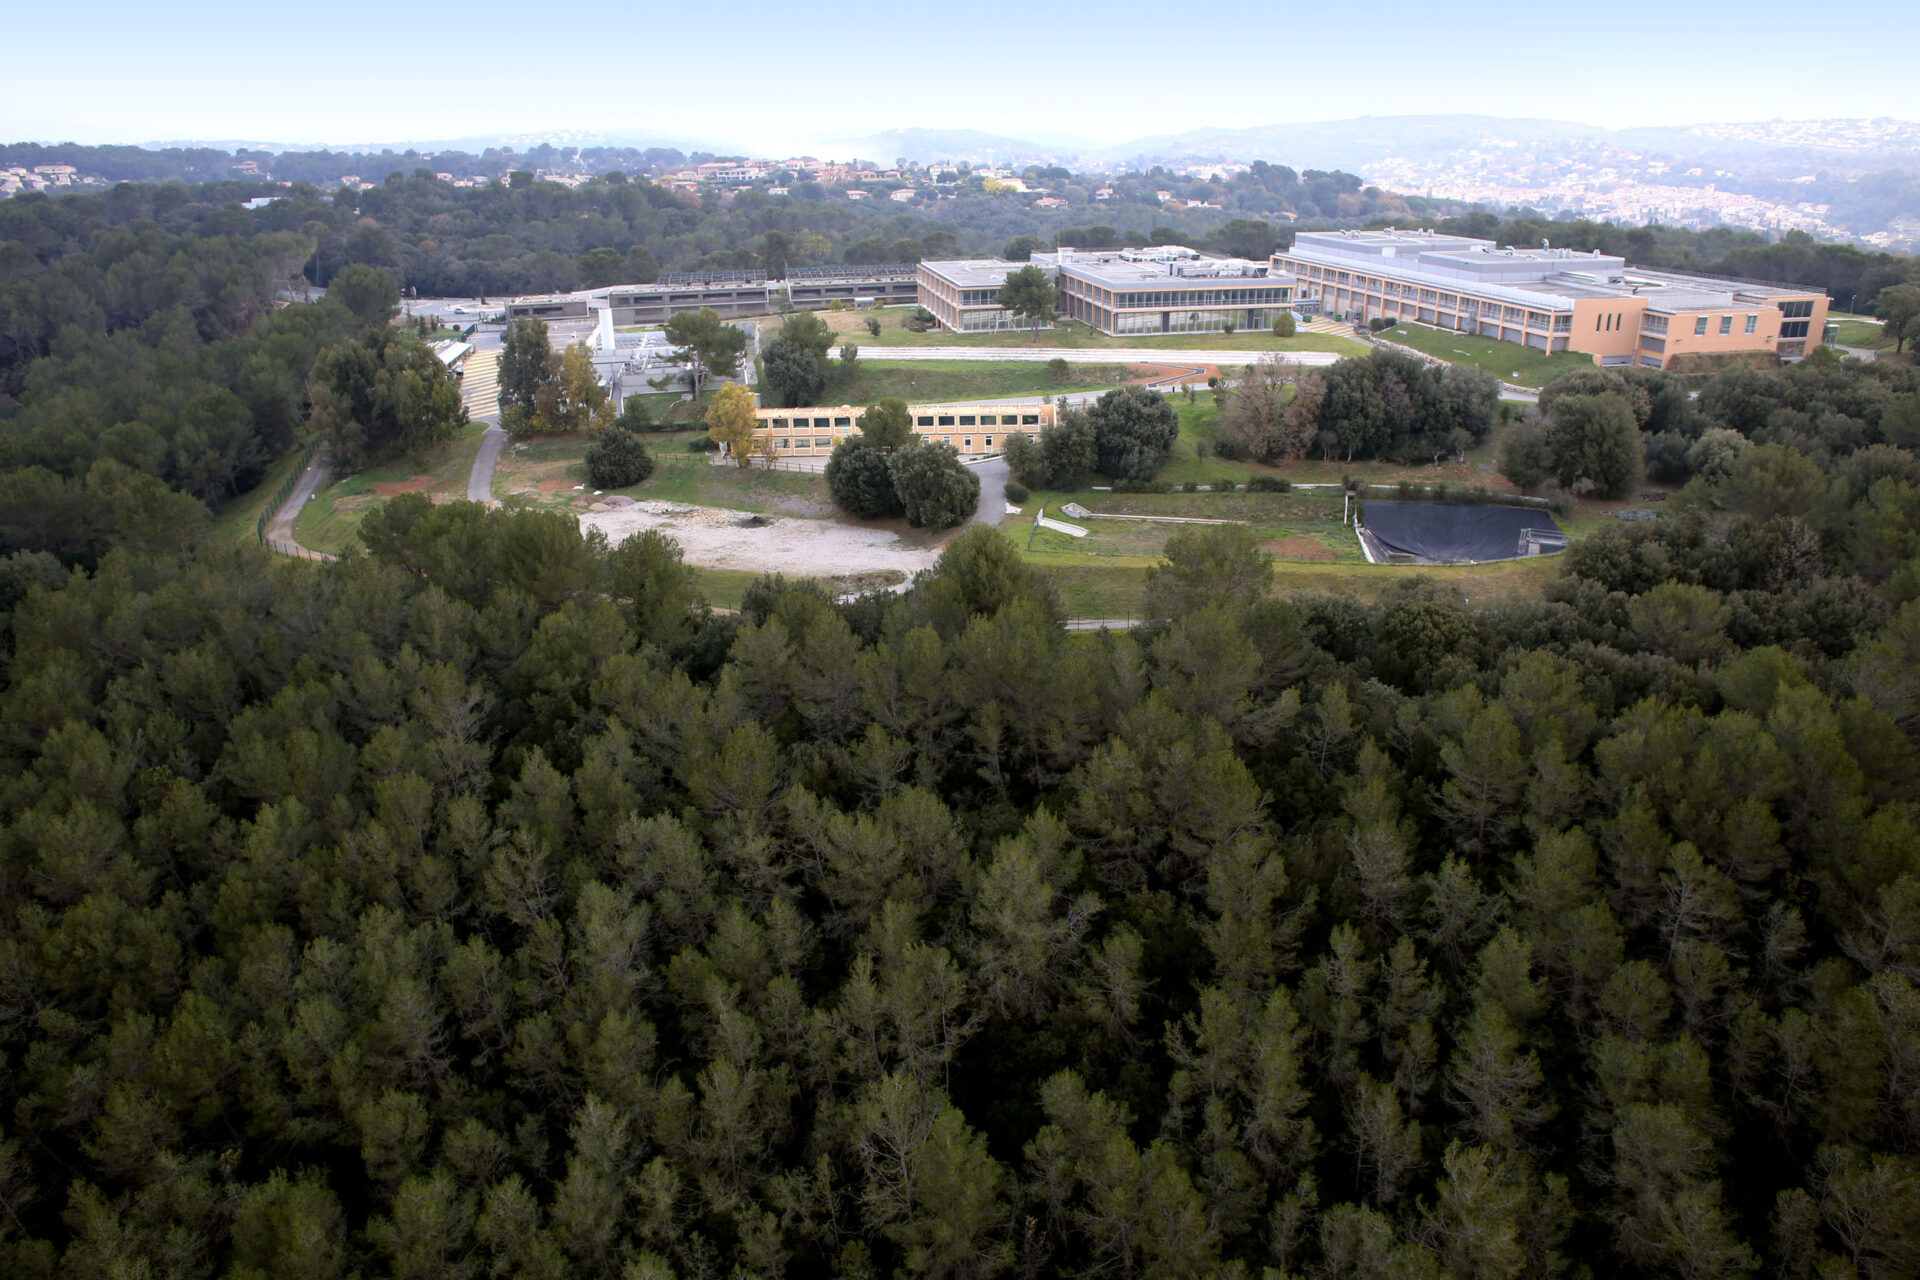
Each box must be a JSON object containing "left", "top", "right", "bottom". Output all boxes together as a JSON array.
[{"left": 5, "top": 113, "right": 1919, "bottom": 249}]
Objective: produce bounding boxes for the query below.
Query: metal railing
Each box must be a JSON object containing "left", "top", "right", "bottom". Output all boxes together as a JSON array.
[
  {"left": 260, "top": 538, "right": 333, "bottom": 562},
  {"left": 1644, "top": 266, "right": 1820, "bottom": 295},
  {"left": 255, "top": 437, "right": 321, "bottom": 548}
]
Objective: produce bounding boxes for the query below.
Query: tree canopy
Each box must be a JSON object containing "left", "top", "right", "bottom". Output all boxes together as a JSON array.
[
  {"left": 1088, "top": 386, "right": 1180, "bottom": 481},
  {"left": 996, "top": 264, "right": 1058, "bottom": 337},
  {"left": 4, "top": 164, "right": 1920, "bottom": 1280},
  {"left": 664, "top": 308, "right": 748, "bottom": 401},
  {"left": 703, "top": 382, "right": 757, "bottom": 463}
]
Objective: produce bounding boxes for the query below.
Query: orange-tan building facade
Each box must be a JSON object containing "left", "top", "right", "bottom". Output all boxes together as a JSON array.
[
  {"left": 1274, "top": 229, "right": 1828, "bottom": 370},
  {"left": 749, "top": 401, "right": 1056, "bottom": 459}
]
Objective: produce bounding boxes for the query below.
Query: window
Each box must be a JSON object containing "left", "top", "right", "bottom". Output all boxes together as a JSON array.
[
  {"left": 1694, "top": 316, "right": 1709, "bottom": 336},
  {"left": 1744, "top": 314, "right": 1757, "bottom": 334},
  {"left": 770, "top": 418, "right": 788, "bottom": 429},
  {"left": 1779, "top": 300, "right": 1814, "bottom": 319},
  {"left": 963, "top": 438, "right": 972, "bottom": 451},
  {"left": 815, "top": 437, "right": 830, "bottom": 447},
  {"left": 959, "top": 415, "right": 976, "bottom": 426},
  {"left": 1719, "top": 315, "right": 1732, "bottom": 335},
  {"left": 774, "top": 438, "right": 789, "bottom": 449},
  {"left": 984, "top": 436, "right": 993, "bottom": 449},
  {"left": 814, "top": 417, "right": 830, "bottom": 429},
  {"left": 979, "top": 415, "right": 998, "bottom": 426},
  {"left": 937, "top": 415, "right": 955, "bottom": 426},
  {"left": 1021, "top": 414, "right": 1040, "bottom": 425},
  {"left": 916, "top": 416, "right": 934, "bottom": 426},
  {"left": 1780, "top": 321, "right": 1810, "bottom": 338},
  {"left": 833, "top": 416, "right": 851, "bottom": 427}
]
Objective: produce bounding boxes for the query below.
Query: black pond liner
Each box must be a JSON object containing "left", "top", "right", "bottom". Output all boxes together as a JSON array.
[{"left": 1361, "top": 501, "right": 1565, "bottom": 563}]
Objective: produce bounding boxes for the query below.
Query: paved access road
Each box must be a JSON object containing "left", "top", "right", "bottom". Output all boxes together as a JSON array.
[
  {"left": 263, "top": 454, "right": 337, "bottom": 560},
  {"left": 844, "top": 345, "right": 1344, "bottom": 368},
  {"left": 457, "top": 350, "right": 509, "bottom": 503}
]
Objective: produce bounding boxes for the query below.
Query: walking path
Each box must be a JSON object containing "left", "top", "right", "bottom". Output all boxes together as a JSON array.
[
  {"left": 965, "top": 453, "right": 1011, "bottom": 529},
  {"left": 263, "top": 454, "right": 337, "bottom": 561},
  {"left": 468, "top": 424, "right": 508, "bottom": 501},
  {"left": 459, "top": 350, "right": 507, "bottom": 503}
]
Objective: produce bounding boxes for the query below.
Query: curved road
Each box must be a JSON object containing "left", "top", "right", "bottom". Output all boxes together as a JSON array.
[
  {"left": 966, "top": 453, "right": 1011, "bottom": 529},
  {"left": 467, "top": 423, "right": 507, "bottom": 502},
  {"left": 263, "top": 454, "right": 336, "bottom": 560}
]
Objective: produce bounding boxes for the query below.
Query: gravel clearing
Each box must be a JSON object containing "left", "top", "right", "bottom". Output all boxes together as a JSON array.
[{"left": 582, "top": 501, "right": 941, "bottom": 577}]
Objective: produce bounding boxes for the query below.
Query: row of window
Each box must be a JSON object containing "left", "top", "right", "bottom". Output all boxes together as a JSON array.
[
  {"left": 761, "top": 413, "right": 1046, "bottom": 432},
  {"left": 1318, "top": 280, "right": 1568, "bottom": 331},
  {"left": 763, "top": 416, "right": 854, "bottom": 429},
  {"left": 769, "top": 435, "right": 997, "bottom": 451},
  {"left": 1111, "top": 288, "right": 1292, "bottom": 309},
  {"left": 914, "top": 413, "right": 1042, "bottom": 427},
  {"left": 1689, "top": 313, "right": 1763, "bottom": 336},
  {"left": 1295, "top": 260, "right": 1821, "bottom": 348}
]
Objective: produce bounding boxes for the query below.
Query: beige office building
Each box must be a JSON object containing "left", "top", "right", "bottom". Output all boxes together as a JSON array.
[
  {"left": 749, "top": 401, "right": 1055, "bottom": 459},
  {"left": 917, "top": 246, "right": 1297, "bottom": 336},
  {"left": 1274, "top": 229, "right": 1828, "bottom": 369}
]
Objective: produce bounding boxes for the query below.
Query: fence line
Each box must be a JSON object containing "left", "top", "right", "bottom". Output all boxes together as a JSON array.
[
  {"left": 260, "top": 538, "right": 335, "bottom": 562},
  {"left": 256, "top": 438, "right": 323, "bottom": 557}
]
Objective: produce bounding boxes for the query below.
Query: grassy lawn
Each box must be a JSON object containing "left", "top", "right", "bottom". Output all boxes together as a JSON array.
[
  {"left": 780, "top": 306, "right": 1368, "bottom": 355},
  {"left": 290, "top": 419, "right": 491, "bottom": 554},
  {"left": 491, "top": 431, "right": 835, "bottom": 517},
  {"left": 643, "top": 451, "right": 832, "bottom": 512},
  {"left": 1021, "top": 540, "right": 1566, "bottom": 619},
  {"left": 627, "top": 392, "right": 706, "bottom": 425},
  {"left": 1831, "top": 320, "right": 1894, "bottom": 350},
  {"left": 689, "top": 567, "right": 765, "bottom": 610},
  {"left": 1379, "top": 322, "right": 1594, "bottom": 388},
  {"left": 829, "top": 359, "right": 1136, "bottom": 403},
  {"left": 209, "top": 445, "right": 311, "bottom": 551}
]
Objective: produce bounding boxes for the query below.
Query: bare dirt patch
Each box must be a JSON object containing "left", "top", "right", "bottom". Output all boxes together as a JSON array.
[
  {"left": 1127, "top": 362, "right": 1220, "bottom": 388},
  {"left": 1263, "top": 536, "right": 1338, "bottom": 562},
  {"left": 372, "top": 476, "right": 435, "bottom": 496},
  {"left": 582, "top": 501, "right": 943, "bottom": 577}
]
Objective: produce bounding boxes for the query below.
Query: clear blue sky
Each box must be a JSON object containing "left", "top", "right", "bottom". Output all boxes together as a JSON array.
[{"left": 7, "top": 0, "right": 1917, "bottom": 150}]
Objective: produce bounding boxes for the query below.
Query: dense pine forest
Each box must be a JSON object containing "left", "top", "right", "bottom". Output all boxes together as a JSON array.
[{"left": 2, "top": 177, "right": 1920, "bottom": 1278}]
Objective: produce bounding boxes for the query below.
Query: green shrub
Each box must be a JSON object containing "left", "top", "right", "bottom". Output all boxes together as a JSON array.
[
  {"left": 1247, "top": 475, "right": 1291, "bottom": 493},
  {"left": 825, "top": 437, "right": 903, "bottom": 519},
  {"left": 585, "top": 426, "right": 655, "bottom": 489},
  {"left": 614, "top": 396, "right": 654, "bottom": 433},
  {"left": 1272, "top": 313, "right": 1297, "bottom": 338},
  {"left": 1047, "top": 357, "right": 1070, "bottom": 382},
  {"left": 1004, "top": 480, "right": 1029, "bottom": 504}
]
